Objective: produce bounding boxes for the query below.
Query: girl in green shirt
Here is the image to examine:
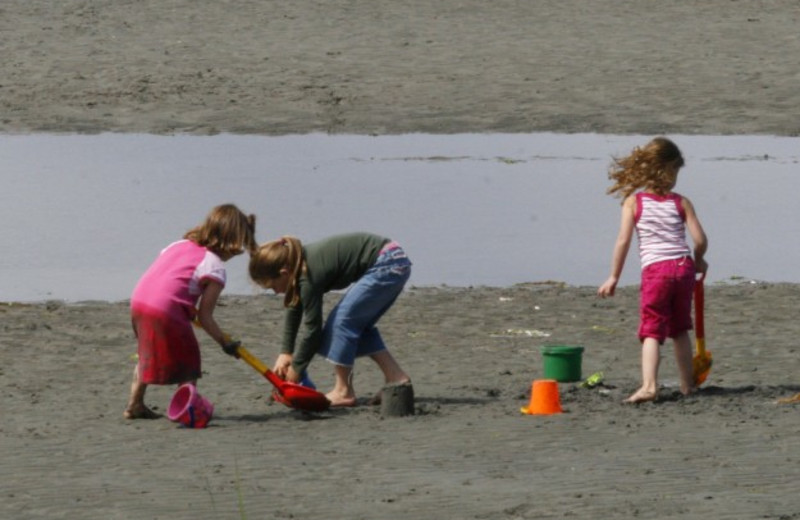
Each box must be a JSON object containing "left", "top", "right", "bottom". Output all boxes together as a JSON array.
[{"left": 249, "top": 232, "right": 412, "bottom": 407}]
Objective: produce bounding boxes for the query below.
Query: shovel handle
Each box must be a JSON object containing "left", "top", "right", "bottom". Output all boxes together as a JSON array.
[
  {"left": 235, "top": 345, "right": 285, "bottom": 389},
  {"left": 694, "top": 277, "right": 705, "bottom": 347},
  {"left": 193, "top": 319, "right": 295, "bottom": 395},
  {"left": 236, "top": 345, "right": 268, "bottom": 372}
]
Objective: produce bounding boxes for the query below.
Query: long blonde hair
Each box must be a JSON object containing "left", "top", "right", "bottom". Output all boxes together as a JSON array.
[
  {"left": 249, "top": 236, "right": 305, "bottom": 307},
  {"left": 606, "top": 137, "right": 685, "bottom": 201},
  {"left": 184, "top": 204, "right": 257, "bottom": 259}
]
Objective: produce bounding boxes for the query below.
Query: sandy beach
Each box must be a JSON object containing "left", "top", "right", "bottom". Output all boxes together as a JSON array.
[
  {"left": 3, "top": 285, "right": 800, "bottom": 519},
  {"left": 3, "top": 1, "right": 800, "bottom": 137},
  {"left": 2, "top": 1, "right": 800, "bottom": 519}
]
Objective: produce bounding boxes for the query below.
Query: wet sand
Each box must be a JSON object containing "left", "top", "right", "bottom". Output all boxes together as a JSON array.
[
  {"left": 2, "top": 1, "right": 800, "bottom": 519},
  {"left": 3, "top": 285, "right": 800, "bottom": 519}
]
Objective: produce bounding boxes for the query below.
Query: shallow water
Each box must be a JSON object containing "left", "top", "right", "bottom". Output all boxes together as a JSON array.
[{"left": 2, "top": 132, "right": 798, "bottom": 302}]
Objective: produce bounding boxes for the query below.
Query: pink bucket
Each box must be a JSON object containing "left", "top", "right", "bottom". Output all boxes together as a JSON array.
[{"left": 167, "top": 383, "right": 214, "bottom": 428}]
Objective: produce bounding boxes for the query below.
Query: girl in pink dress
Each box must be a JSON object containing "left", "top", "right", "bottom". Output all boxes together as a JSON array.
[
  {"left": 124, "top": 204, "right": 256, "bottom": 419},
  {"left": 598, "top": 138, "right": 708, "bottom": 403}
]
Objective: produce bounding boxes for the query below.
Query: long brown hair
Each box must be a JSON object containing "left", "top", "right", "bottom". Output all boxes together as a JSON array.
[
  {"left": 606, "top": 137, "right": 685, "bottom": 201},
  {"left": 184, "top": 204, "right": 257, "bottom": 260},
  {"left": 249, "top": 236, "right": 305, "bottom": 307}
]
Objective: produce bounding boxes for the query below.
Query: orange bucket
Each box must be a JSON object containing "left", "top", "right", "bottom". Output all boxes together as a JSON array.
[{"left": 520, "top": 379, "right": 563, "bottom": 415}]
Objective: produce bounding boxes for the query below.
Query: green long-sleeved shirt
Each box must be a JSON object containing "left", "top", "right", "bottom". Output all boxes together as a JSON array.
[{"left": 282, "top": 233, "right": 390, "bottom": 374}]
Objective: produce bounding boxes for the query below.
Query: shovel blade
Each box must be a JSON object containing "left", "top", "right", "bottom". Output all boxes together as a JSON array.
[
  {"left": 236, "top": 345, "right": 330, "bottom": 412},
  {"left": 693, "top": 351, "right": 712, "bottom": 386},
  {"left": 273, "top": 384, "right": 331, "bottom": 412}
]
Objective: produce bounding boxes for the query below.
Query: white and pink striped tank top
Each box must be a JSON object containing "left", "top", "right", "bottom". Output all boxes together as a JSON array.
[{"left": 635, "top": 192, "right": 691, "bottom": 268}]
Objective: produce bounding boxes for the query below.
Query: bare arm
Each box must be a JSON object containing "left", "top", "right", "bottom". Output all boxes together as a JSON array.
[
  {"left": 598, "top": 195, "right": 635, "bottom": 298},
  {"left": 682, "top": 196, "right": 709, "bottom": 275},
  {"left": 197, "top": 280, "right": 228, "bottom": 346}
]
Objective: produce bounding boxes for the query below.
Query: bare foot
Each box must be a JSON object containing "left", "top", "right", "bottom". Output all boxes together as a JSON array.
[
  {"left": 123, "top": 405, "right": 161, "bottom": 419},
  {"left": 624, "top": 388, "right": 657, "bottom": 404},
  {"left": 325, "top": 390, "right": 357, "bottom": 407}
]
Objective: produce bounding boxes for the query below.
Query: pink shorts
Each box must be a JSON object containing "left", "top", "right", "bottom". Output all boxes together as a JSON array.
[{"left": 638, "top": 256, "right": 696, "bottom": 344}]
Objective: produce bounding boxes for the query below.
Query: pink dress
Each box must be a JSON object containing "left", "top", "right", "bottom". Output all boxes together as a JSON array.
[{"left": 130, "top": 240, "right": 226, "bottom": 384}]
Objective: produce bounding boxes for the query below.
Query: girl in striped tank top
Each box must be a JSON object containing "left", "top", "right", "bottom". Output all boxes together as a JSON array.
[{"left": 598, "top": 137, "right": 708, "bottom": 403}]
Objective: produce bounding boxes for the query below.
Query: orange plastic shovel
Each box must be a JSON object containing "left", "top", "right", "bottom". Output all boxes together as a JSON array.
[
  {"left": 234, "top": 343, "right": 331, "bottom": 413},
  {"left": 693, "top": 276, "right": 712, "bottom": 386}
]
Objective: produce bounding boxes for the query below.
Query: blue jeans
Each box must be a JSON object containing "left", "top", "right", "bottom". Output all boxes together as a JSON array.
[{"left": 317, "top": 245, "right": 412, "bottom": 367}]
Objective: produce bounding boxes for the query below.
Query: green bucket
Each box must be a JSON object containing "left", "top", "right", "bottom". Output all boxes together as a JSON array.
[{"left": 541, "top": 345, "right": 584, "bottom": 382}]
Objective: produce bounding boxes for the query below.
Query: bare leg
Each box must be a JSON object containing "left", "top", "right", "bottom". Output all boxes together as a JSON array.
[
  {"left": 370, "top": 349, "right": 410, "bottom": 385},
  {"left": 326, "top": 364, "right": 357, "bottom": 407},
  {"left": 672, "top": 331, "right": 696, "bottom": 395},
  {"left": 123, "top": 364, "right": 160, "bottom": 419},
  {"left": 625, "top": 338, "right": 660, "bottom": 403},
  {"left": 368, "top": 350, "right": 411, "bottom": 405}
]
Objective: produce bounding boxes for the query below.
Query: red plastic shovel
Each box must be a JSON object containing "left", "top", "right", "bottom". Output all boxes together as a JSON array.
[
  {"left": 194, "top": 315, "right": 329, "bottom": 412},
  {"left": 692, "top": 276, "right": 713, "bottom": 386},
  {"left": 235, "top": 344, "right": 330, "bottom": 412}
]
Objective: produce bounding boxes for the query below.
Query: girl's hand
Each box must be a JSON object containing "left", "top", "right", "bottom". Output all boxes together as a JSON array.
[
  {"left": 598, "top": 277, "right": 618, "bottom": 298},
  {"left": 694, "top": 258, "right": 709, "bottom": 277},
  {"left": 285, "top": 366, "right": 301, "bottom": 384},
  {"left": 273, "top": 353, "right": 293, "bottom": 378},
  {"left": 221, "top": 338, "right": 241, "bottom": 358}
]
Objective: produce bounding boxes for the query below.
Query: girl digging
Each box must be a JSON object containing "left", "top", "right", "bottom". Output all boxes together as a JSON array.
[
  {"left": 124, "top": 204, "right": 256, "bottom": 419},
  {"left": 249, "top": 233, "right": 412, "bottom": 407},
  {"left": 598, "top": 137, "right": 708, "bottom": 403}
]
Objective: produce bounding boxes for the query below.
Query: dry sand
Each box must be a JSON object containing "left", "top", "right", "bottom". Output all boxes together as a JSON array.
[
  {"left": 2, "top": 1, "right": 800, "bottom": 519},
  {"left": 3, "top": 1, "right": 800, "bottom": 136}
]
